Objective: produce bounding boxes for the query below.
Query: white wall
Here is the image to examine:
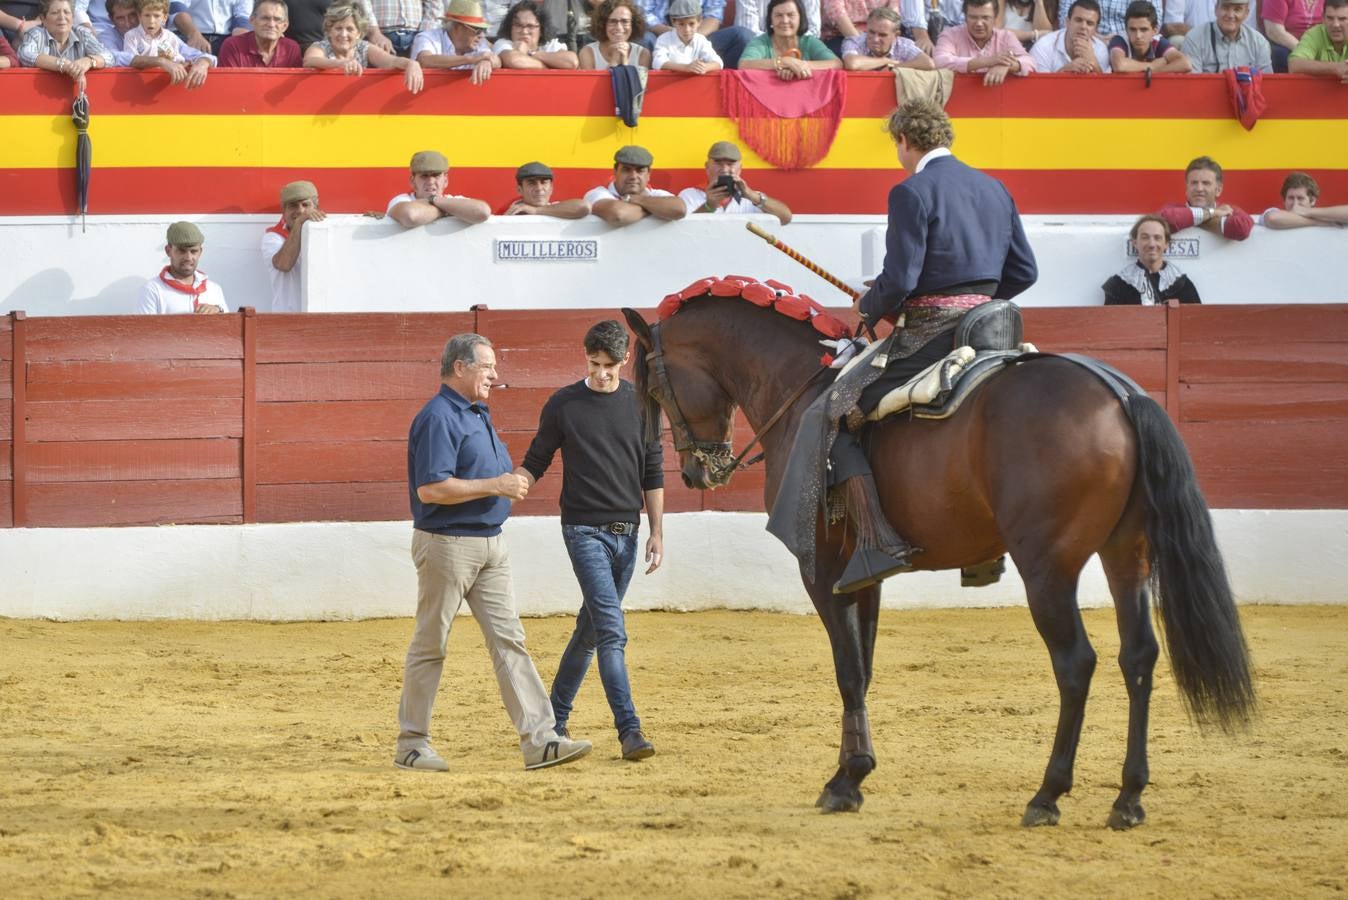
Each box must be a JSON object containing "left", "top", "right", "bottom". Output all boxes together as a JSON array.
[
  {"left": 2, "top": 213, "right": 1344, "bottom": 317},
  {"left": 0, "top": 510, "right": 1340, "bottom": 621}
]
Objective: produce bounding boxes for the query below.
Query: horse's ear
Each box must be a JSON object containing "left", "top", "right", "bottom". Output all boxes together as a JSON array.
[{"left": 622, "top": 308, "right": 653, "bottom": 351}]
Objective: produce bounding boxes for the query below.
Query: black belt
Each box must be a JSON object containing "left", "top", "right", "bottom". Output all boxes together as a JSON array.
[{"left": 604, "top": 522, "right": 636, "bottom": 535}]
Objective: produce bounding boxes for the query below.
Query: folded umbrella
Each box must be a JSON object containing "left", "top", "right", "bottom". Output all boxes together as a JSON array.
[{"left": 71, "top": 91, "right": 91, "bottom": 233}]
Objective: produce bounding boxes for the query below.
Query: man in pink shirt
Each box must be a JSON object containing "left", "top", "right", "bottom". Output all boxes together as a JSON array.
[{"left": 933, "top": 0, "right": 1035, "bottom": 83}]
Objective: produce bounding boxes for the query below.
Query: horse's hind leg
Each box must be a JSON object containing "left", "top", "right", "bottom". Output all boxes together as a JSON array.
[
  {"left": 1099, "top": 514, "right": 1159, "bottom": 830},
  {"left": 1020, "top": 560, "right": 1097, "bottom": 827},
  {"left": 806, "top": 569, "right": 881, "bottom": 814}
]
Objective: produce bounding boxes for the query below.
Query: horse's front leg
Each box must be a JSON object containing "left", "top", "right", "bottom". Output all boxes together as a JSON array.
[{"left": 806, "top": 566, "right": 881, "bottom": 813}]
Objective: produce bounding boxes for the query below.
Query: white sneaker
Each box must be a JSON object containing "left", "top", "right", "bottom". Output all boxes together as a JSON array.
[
  {"left": 524, "top": 735, "right": 592, "bottom": 770},
  {"left": 394, "top": 745, "right": 450, "bottom": 772}
]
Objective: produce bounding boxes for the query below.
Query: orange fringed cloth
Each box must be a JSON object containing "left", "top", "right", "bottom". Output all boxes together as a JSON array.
[{"left": 719, "top": 70, "right": 848, "bottom": 170}]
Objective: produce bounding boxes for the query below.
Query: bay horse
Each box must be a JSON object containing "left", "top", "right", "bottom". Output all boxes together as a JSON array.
[{"left": 621, "top": 291, "right": 1254, "bottom": 828}]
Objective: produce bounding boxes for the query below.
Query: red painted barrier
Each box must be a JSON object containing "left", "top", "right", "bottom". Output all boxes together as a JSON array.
[{"left": 5, "top": 304, "right": 1346, "bottom": 527}]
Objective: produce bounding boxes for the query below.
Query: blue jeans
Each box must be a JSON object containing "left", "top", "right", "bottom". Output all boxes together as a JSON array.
[
  {"left": 383, "top": 28, "right": 418, "bottom": 57},
  {"left": 550, "top": 525, "right": 641, "bottom": 738}
]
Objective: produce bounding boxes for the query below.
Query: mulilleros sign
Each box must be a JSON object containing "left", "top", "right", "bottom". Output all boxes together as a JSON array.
[{"left": 495, "top": 239, "right": 599, "bottom": 262}]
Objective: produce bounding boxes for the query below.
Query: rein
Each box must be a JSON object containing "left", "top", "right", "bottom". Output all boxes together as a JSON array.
[{"left": 644, "top": 319, "right": 830, "bottom": 488}]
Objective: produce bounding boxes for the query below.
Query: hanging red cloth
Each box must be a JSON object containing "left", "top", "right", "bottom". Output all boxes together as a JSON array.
[{"left": 719, "top": 69, "right": 848, "bottom": 170}]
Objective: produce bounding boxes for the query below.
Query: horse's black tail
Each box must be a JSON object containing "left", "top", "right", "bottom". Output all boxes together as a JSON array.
[{"left": 1128, "top": 393, "right": 1256, "bottom": 733}]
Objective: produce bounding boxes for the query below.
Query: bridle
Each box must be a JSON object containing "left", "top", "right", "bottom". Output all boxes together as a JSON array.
[{"left": 643, "top": 320, "right": 830, "bottom": 489}]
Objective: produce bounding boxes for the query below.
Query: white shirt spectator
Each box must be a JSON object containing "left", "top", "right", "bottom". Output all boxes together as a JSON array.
[
  {"left": 122, "top": 25, "right": 217, "bottom": 63},
  {"left": 584, "top": 182, "right": 676, "bottom": 205},
  {"left": 386, "top": 191, "right": 467, "bottom": 212},
  {"left": 491, "top": 35, "right": 566, "bottom": 54},
  {"left": 178, "top": 0, "right": 250, "bottom": 35},
  {"left": 1029, "top": 27, "right": 1110, "bottom": 71},
  {"left": 259, "top": 230, "right": 302, "bottom": 313},
  {"left": 137, "top": 270, "right": 229, "bottom": 314},
  {"left": 1163, "top": 0, "right": 1216, "bottom": 36},
  {"left": 652, "top": 29, "right": 721, "bottom": 67},
  {"left": 411, "top": 26, "right": 493, "bottom": 65},
  {"left": 677, "top": 186, "right": 760, "bottom": 214}
]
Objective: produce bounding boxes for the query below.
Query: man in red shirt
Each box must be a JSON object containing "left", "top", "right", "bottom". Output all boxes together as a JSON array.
[
  {"left": 1156, "top": 155, "right": 1253, "bottom": 241},
  {"left": 218, "top": 0, "right": 301, "bottom": 66}
]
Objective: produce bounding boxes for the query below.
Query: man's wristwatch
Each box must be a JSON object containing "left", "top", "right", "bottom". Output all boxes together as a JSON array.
[{"left": 754, "top": 191, "right": 769, "bottom": 209}]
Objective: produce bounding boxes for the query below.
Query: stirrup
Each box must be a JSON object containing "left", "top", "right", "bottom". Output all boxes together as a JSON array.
[{"left": 833, "top": 546, "right": 915, "bottom": 595}]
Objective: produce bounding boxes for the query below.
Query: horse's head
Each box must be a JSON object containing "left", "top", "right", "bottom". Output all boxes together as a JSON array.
[{"left": 623, "top": 307, "right": 738, "bottom": 490}]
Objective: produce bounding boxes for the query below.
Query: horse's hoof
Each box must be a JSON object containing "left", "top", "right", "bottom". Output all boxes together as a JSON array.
[
  {"left": 1021, "top": 803, "right": 1061, "bottom": 827},
  {"left": 1107, "top": 804, "right": 1146, "bottom": 831},
  {"left": 815, "top": 787, "right": 863, "bottom": 814}
]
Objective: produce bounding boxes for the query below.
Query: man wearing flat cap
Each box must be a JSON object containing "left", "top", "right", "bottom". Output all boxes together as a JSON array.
[
  {"left": 137, "top": 221, "right": 229, "bottom": 315},
  {"left": 678, "top": 140, "right": 792, "bottom": 226},
  {"left": 504, "top": 161, "right": 590, "bottom": 218},
  {"left": 262, "top": 180, "right": 325, "bottom": 313},
  {"left": 414, "top": 0, "right": 499, "bottom": 84},
  {"left": 388, "top": 150, "right": 492, "bottom": 228},
  {"left": 584, "top": 145, "right": 686, "bottom": 226}
]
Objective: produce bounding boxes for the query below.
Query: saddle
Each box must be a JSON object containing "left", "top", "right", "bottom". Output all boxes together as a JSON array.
[{"left": 839, "top": 300, "right": 1037, "bottom": 423}]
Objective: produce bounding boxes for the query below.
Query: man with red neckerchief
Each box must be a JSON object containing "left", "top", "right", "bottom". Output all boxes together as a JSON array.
[
  {"left": 261, "top": 180, "right": 325, "bottom": 313},
  {"left": 137, "top": 221, "right": 229, "bottom": 315}
]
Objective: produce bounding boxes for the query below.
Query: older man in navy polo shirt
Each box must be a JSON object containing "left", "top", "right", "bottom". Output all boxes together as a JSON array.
[{"left": 395, "top": 333, "right": 592, "bottom": 772}]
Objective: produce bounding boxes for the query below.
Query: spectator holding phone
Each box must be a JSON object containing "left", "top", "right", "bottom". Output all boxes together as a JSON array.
[{"left": 677, "top": 140, "right": 792, "bottom": 226}]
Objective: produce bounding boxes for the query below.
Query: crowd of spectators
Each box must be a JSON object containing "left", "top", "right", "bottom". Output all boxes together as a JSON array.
[{"left": 3, "top": 0, "right": 1345, "bottom": 79}]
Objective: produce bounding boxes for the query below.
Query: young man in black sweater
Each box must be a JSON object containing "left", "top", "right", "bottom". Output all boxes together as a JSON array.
[{"left": 516, "top": 320, "right": 665, "bottom": 761}]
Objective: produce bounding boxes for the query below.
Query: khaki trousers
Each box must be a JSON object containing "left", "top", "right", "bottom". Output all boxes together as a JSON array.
[{"left": 397, "top": 530, "right": 557, "bottom": 754}]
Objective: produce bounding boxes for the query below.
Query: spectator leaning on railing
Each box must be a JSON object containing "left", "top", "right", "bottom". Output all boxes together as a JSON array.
[
  {"left": 1288, "top": 0, "right": 1347, "bottom": 81},
  {"left": 387, "top": 150, "right": 493, "bottom": 227},
  {"left": 1179, "top": 0, "right": 1271, "bottom": 73},
  {"left": 1262, "top": 172, "right": 1348, "bottom": 230},
  {"left": 651, "top": 0, "right": 723, "bottom": 71},
  {"left": 493, "top": 0, "right": 580, "bottom": 68},
  {"left": 99, "top": 0, "right": 140, "bottom": 63},
  {"left": 125, "top": 0, "right": 217, "bottom": 86},
  {"left": 1107, "top": 0, "right": 1190, "bottom": 72},
  {"left": 263, "top": 180, "right": 325, "bottom": 313},
  {"left": 303, "top": 0, "right": 425, "bottom": 91},
  {"left": 1156, "top": 155, "right": 1253, "bottom": 241},
  {"left": 738, "top": 0, "right": 841, "bottom": 79},
  {"left": 414, "top": 0, "right": 500, "bottom": 83},
  {"left": 579, "top": 0, "right": 650, "bottom": 66},
  {"left": 641, "top": 0, "right": 752, "bottom": 68},
  {"left": 841, "top": 5, "right": 933, "bottom": 69},
  {"left": 1263, "top": 0, "right": 1323, "bottom": 73},
  {"left": 584, "top": 145, "right": 687, "bottom": 226},
  {"left": 1029, "top": 0, "right": 1109, "bottom": 71},
  {"left": 286, "top": 0, "right": 389, "bottom": 53},
  {"left": 933, "top": 0, "right": 1036, "bottom": 86},
  {"left": 18, "top": 0, "right": 114, "bottom": 88},
  {"left": 73, "top": 0, "right": 151, "bottom": 46},
  {"left": 678, "top": 140, "right": 793, "bottom": 225},
  {"left": 218, "top": 0, "right": 301, "bottom": 64},
  {"left": 503, "top": 161, "right": 592, "bottom": 217}
]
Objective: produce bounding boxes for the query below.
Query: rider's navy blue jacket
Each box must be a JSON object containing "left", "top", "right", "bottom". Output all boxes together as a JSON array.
[{"left": 861, "top": 154, "right": 1039, "bottom": 323}]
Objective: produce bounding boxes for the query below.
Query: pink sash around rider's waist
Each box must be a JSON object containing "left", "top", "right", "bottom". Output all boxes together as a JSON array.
[{"left": 905, "top": 293, "right": 991, "bottom": 310}]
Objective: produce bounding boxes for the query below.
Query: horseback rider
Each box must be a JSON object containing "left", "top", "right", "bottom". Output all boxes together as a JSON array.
[{"left": 767, "top": 98, "right": 1038, "bottom": 595}]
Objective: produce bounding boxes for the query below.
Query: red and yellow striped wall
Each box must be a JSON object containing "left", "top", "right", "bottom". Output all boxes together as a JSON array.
[{"left": 1, "top": 69, "right": 1345, "bottom": 216}]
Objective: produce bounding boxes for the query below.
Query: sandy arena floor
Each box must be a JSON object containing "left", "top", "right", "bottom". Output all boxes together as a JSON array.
[{"left": 1, "top": 605, "right": 1345, "bottom": 899}]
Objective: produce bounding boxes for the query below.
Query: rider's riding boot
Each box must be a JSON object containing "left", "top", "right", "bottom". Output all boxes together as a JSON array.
[{"left": 833, "top": 473, "right": 918, "bottom": 595}]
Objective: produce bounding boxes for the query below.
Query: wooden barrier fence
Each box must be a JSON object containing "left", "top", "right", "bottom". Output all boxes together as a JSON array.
[{"left": 3, "top": 304, "right": 1345, "bottom": 528}]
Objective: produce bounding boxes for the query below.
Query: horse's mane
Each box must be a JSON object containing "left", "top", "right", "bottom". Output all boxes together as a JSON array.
[
  {"left": 632, "top": 336, "right": 662, "bottom": 445},
  {"left": 633, "top": 279, "right": 850, "bottom": 444}
]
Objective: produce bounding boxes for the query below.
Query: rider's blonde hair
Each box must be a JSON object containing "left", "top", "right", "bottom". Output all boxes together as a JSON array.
[{"left": 886, "top": 99, "right": 954, "bottom": 154}]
